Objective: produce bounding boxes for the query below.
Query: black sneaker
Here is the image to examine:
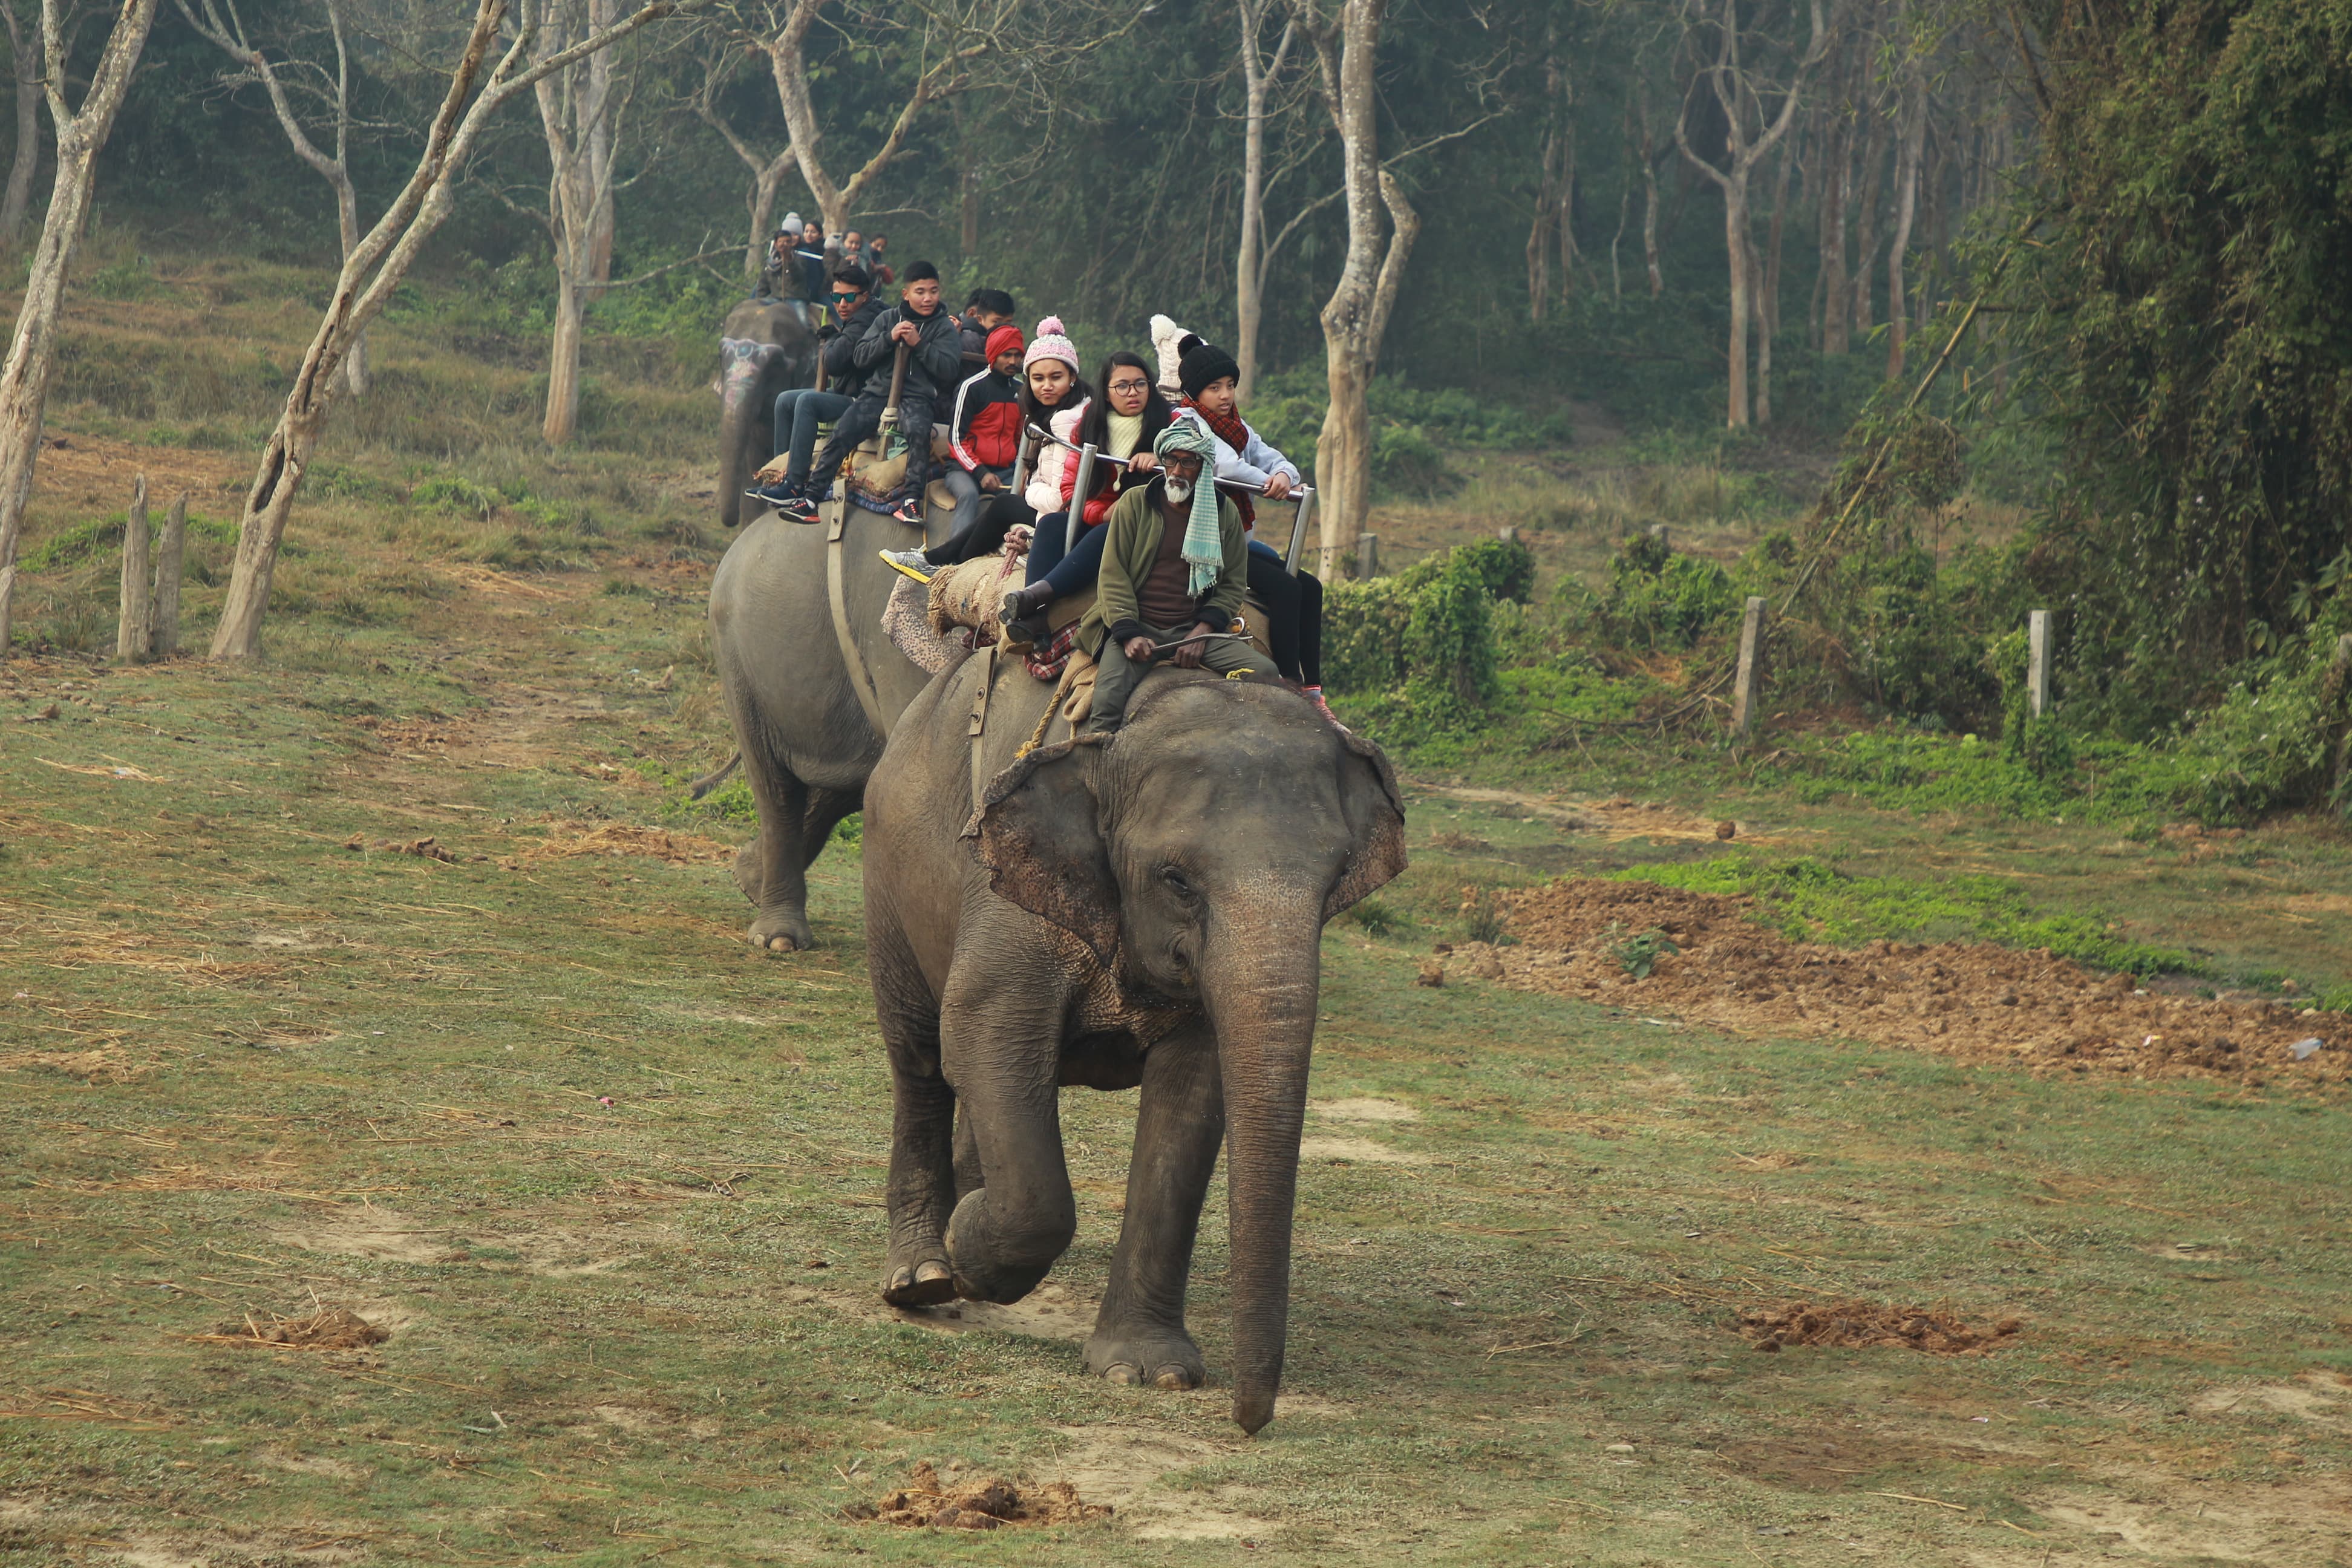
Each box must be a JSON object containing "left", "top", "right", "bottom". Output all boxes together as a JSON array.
[
  {"left": 889, "top": 496, "right": 924, "bottom": 526},
  {"left": 781, "top": 493, "right": 823, "bottom": 524}
]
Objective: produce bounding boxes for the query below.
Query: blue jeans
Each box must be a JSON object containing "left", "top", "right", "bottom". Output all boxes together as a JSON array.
[
  {"left": 942, "top": 466, "right": 1013, "bottom": 543},
  {"left": 772, "top": 388, "right": 852, "bottom": 480},
  {"left": 1025, "top": 512, "right": 1090, "bottom": 590}
]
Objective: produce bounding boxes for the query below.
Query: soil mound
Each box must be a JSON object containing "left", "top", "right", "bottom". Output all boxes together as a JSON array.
[
  {"left": 1455, "top": 878, "right": 2341, "bottom": 1086},
  {"left": 194, "top": 1308, "right": 388, "bottom": 1351},
  {"left": 850, "top": 1462, "right": 1111, "bottom": 1530},
  {"left": 523, "top": 822, "right": 733, "bottom": 865},
  {"left": 1738, "top": 1299, "right": 2022, "bottom": 1355}
]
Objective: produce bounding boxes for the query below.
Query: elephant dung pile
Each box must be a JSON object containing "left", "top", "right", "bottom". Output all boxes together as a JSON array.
[
  {"left": 850, "top": 1462, "right": 1112, "bottom": 1531},
  {"left": 1445, "top": 877, "right": 2341, "bottom": 1087},
  {"left": 1738, "top": 1299, "right": 2024, "bottom": 1356}
]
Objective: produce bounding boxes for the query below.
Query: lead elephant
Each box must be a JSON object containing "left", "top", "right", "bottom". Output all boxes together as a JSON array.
[
  {"left": 861, "top": 655, "right": 1407, "bottom": 1434},
  {"left": 716, "top": 297, "right": 821, "bottom": 530}
]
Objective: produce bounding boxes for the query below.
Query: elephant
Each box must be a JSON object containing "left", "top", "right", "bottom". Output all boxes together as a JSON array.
[
  {"left": 860, "top": 654, "right": 1407, "bottom": 1434},
  {"left": 707, "top": 506, "right": 936, "bottom": 950},
  {"left": 716, "top": 296, "right": 822, "bottom": 530}
]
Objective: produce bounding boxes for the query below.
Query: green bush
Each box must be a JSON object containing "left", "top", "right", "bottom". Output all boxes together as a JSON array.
[
  {"left": 1403, "top": 551, "right": 1500, "bottom": 707},
  {"left": 1320, "top": 576, "right": 1417, "bottom": 694},
  {"left": 1592, "top": 531, "right": 1740, "bottom": 650},
  {"left": 2172, "top": 616, "right": 2352, "bottom": 824}
]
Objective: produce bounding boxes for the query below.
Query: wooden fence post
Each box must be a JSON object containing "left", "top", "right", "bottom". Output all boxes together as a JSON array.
[
  {"left": 1731, "top": 595, "right": 1766, "bottom": 739},
  {"left": 1497, "top": 525, "right": 1518, "bottom": 546},
  {"left": 1647, "top": 523, "right": 1670, "bottom": 550},
  {"left": 2027, "top": 610, "right": 2051, "bottom": 719},
  {"left": 116, "top": 475, "right": 151, "bottom": 662},
  {"left": 151, "top": 492, "right": 188, "bottom": 658},
  {"left": 1357, "top": 532, "right": 1379, "bottom": 580}
]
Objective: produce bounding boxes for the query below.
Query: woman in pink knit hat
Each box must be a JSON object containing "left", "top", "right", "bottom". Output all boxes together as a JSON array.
[{"left": 889, "top": 316, "right": 1090, "bottom": 573}]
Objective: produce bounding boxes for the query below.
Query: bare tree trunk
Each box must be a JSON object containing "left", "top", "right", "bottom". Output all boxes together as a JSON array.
[
  {"left": 765, "top": 0, "right": 986, "bottom": 239},
  {"left": 178, "top": 0, "right": 370, "bottom": 396},
  {"left": 1851, "top": 93, "right": 1887, "bottom": 338},
  {"left": 1638, "top": 81, "right": 1662, "bottom": 296},
  {"left": 1819, "top": 84, "right": 1848, "bottom": 353},
  {"left": 1723, "top": 175, "right": 1751, "bottom": 427},
  {"left": 1763, "top": 136, "right": 1791, "bottom": 342},
  {"left": 116, "top": 474, "right": 149, "bottom": 662},
  {"left": 210, "top": 0, "right": 680, "bottom": 661},
  {"left": 1235, "top": 0, "right": 1292, "bottom": 404},
  {"left": 0, "top": 0, "right": 162, "bottom": 658},
  {"left": 0, "top": 4, "right": 36, "bottom": 247},
  {"left": 694, "top": 69, "right": 794, "bottom": 286},
  {"left": 533, "top": 0, "right": 624, "bottom": 448},
  {"left": 1674, "top": 0, "right": 1830, "bottom": 430},
  {"left": 1305, "top": 0, "right": 1417, "bottom": 576},
  {"left": 1609, "top": 180, "right": 1628, "bottom": 299},
  {"left": 1884, "top": 59, "right": 1924, "bottom": 379}
]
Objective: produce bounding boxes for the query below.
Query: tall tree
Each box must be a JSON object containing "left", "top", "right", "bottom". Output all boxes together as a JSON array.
[
  {"left": 210, "top": 0, "right": 694, "bottom": 660},
  {"left": 1301, "top": 0, "right": 1414, "bottom": 575},
  {"left": 693, "top": 40, "right": 795, "bottom": 284},
  {"left": 747, "top": 0, "right": 1000, "bottom": 240},
  {"left": 0, "top": 3, "right": 37, "bottom": 247},
  {"left": 1883, "top": 49, "right": 1925, "bottom": 376},
  {"left": 1232, "top": 0, "right": 1294, "bottom": 402},
  {"left": 529, "top": 0, "right": 629, "bottom": 446},
  {"left": 1674, "top": 0, "right": 1834, "bottom": 427},
  {"left": 177, "top": 0, "right": 374, "bottom": 395},
  {"left": 0, "top": 0, "right": 163, "bottom": 658}
]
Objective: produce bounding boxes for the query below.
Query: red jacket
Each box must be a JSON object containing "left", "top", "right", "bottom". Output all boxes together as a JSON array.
[{"left": 949, "top": 367, "right": 1023, "bottom": 472}]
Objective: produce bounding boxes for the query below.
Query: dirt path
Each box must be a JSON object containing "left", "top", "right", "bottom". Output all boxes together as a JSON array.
[{"left": 1442, "top": 877, "right": 2342, "bottom": 1088}]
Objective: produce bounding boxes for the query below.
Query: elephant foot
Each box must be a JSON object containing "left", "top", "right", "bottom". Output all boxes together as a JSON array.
[
  {"left": 1083, "top": 1325, "right": 1205, "bottom": 1391},
  {"left": 882, "top": 1258, "right": 956, "bottom": 1307},
  {"left": 942, "top": 1191, "right": 1060, "bottom": 1305},
  {"left": 746, "top": 910, "right": 815, "bottom": 952}
]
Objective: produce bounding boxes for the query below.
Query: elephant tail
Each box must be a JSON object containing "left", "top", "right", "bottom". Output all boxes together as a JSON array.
[{"left": 688, "top": 751, "right": 742, "bottom": 799}]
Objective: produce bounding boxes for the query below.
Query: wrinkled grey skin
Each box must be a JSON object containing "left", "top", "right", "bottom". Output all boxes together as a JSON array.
[
  {"left": 716, "top": 298, "right": 820, "bottom": 531},
  {"left": 707, "top": 511, "right": 933, "bottom": 950},
  {"left": 862, "top": 659, "right": 1406, "bottom": 1434}
]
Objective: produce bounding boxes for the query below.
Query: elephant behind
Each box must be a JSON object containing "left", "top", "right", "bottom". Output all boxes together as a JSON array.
[
  {"left": 860, "top": 652, "right": 1406, "bottom": 1434},
  {"left": 716, "top": 297, "right": 821, "bottom": 530}
]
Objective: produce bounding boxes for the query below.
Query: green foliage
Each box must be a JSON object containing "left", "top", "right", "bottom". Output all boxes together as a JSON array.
[
  {"left": 1245, "top": 371, "right": 1575, "bottom": 498},
  {"left": 2171, "top": 615, "right": 2352, "bottom": 824},
  {"left": 1619, "top": 855, "right": 2196, "bottom": 978},
  {"left": 1445, "top": 536, "right": 1536, "bottom": 604},
  {"left": 1590, "top": 531, "right": 1740, "bottom": 651},
  {"left": 1345, "top": 897, "right": 1402, "bottom": 937},
  {"left": 1402, "top": 550, "right": 1501, "bottom": 709},
  {"left": 1996, "top": 0, "right": 2352, "bottom": 725},
  {"left": 1609, "top": 924, "right": 1679, "bottom": 979},
  {"left": 1319, "top": 576, "right": 1418, "bottom": 694},
  {"left": 413, "top": 475, "right": 504, "bottom": 518},
  {"left": 17, "top": 511, "right": 238, "bottom": 572}
]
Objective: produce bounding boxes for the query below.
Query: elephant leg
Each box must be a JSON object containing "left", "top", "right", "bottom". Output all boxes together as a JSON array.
[
  {"left": 798, "top": 785, "right": 862, "bottom": 872},
  {"left": 740, "top": 742, "right": 817, "bottom": 952},
  {"left": 938, "top": 955, "right": 1074, "bottom": 1305},
  {"left": 952, "top": 1099, "right": 984, "bottom": 1201},
  {"left": 877, "top": 972, "right": 956, "bottom": 1307},
  {"left": 1085, "top": 1021, "right": 1221, "bottom": 1391}
]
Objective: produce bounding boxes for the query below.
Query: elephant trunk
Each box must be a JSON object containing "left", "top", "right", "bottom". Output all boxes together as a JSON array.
[
  {"left": 718, "top": 362, "right": 768, "bottom": 529},
  {"left": 1200, "top": 917, "right": 1322, "bottom": 1436}
]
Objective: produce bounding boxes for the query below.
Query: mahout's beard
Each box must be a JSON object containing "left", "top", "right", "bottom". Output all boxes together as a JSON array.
[{"left": 1165, "top": 477, "right": 1194, "bottom": 503}]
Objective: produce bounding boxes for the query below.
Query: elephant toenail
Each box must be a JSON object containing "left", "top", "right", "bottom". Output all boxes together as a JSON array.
[
  {"left": 915, "top": 1261, "right": 951, "bottom": 1283},
  {"left": 1152, "top": 1367, "right": 1191, "bottom": 1390},
  {"left": 1104, "top": 1364, "right": 1141, "bottom": 1385}
]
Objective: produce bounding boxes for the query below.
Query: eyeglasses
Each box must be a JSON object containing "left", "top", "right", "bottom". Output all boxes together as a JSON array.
[{"left": 1107, "top": 379, "right": 1151, "bottom": 394}]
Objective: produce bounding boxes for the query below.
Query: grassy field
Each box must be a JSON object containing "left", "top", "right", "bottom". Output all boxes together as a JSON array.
[{"left": 4, "top": 249, "right": 2351, "bottom": 1564}]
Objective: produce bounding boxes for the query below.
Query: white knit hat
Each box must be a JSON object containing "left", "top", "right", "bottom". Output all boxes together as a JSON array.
[{"left": 1149, "top": 313, "right": 1191, "bottom": 399}]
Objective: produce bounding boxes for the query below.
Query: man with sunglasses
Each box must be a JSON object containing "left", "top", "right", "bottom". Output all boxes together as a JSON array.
[{"left": 742, "top": 266, "right": 882, "bottom": 512}]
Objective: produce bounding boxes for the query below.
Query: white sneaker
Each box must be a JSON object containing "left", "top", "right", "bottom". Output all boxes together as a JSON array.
[{"left": 879, "top": 547, "right": 934, "bottom": 583}]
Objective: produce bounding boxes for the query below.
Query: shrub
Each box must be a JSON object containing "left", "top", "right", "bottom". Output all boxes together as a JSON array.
[
  {"left": 1593, "top": 531, "right": 1740, "bottom": 650},
  {"left": 2171, "top": 616, "right": 2352, "bottom": 824},
  {"left": 1321, "top": 576, "right": 1417, "bottom": 694},
  {"left": 1403, "top": 551, "right": 1500, "bottom": 707}
]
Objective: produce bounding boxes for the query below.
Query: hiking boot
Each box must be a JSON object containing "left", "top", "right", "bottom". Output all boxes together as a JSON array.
[
  {"left": 889, "top": 495, "right": 925, "bottom": 526},
  {"left": 999, "top": 581, "right": 1054, "bottom": 642},
  {"left": 879, "top": 547, "right": 934, "bottom": 584}
]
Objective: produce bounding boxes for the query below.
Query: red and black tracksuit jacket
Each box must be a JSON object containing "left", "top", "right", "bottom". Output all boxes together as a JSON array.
[{"left": 949, "top": 367, "right": 1023, "bottom": 473}]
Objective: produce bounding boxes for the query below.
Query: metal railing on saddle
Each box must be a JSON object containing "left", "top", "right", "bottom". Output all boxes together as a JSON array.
[{"left": 1018, "top": 422, "right": 1317, "bottom": 577}]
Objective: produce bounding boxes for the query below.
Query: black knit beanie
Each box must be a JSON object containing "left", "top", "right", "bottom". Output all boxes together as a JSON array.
[{"left": 1178, "top": 338, "right": 1242, "bottom": 400}]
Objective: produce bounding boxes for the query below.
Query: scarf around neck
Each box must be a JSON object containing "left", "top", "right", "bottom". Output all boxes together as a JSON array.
[
  {"left": 1155, "top": 417, "right": 1223, "bottom": 599},
  {"left": 1105, "top": 410, "right": 1145, "bottom": 460},
  {"left": 1179, "top": 397, "right": 1256, "bottom": 526}
]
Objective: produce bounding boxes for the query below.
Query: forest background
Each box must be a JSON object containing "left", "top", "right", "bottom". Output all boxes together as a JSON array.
[{"left": 3, "top": 0, "right": 2351, "bottom": 829}]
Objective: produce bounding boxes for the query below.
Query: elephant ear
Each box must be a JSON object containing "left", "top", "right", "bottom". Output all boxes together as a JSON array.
[
  {"left": 1324, "top": 727, "right": 1409, "bottom": 923},
  {"left": 966, "top": 737, "right": 1119, "bottom": 963}
]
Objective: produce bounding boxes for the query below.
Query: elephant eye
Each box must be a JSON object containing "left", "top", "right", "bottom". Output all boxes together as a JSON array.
[{"left": 1160, "top": 866, "right": 1197, "bottom": 901}]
